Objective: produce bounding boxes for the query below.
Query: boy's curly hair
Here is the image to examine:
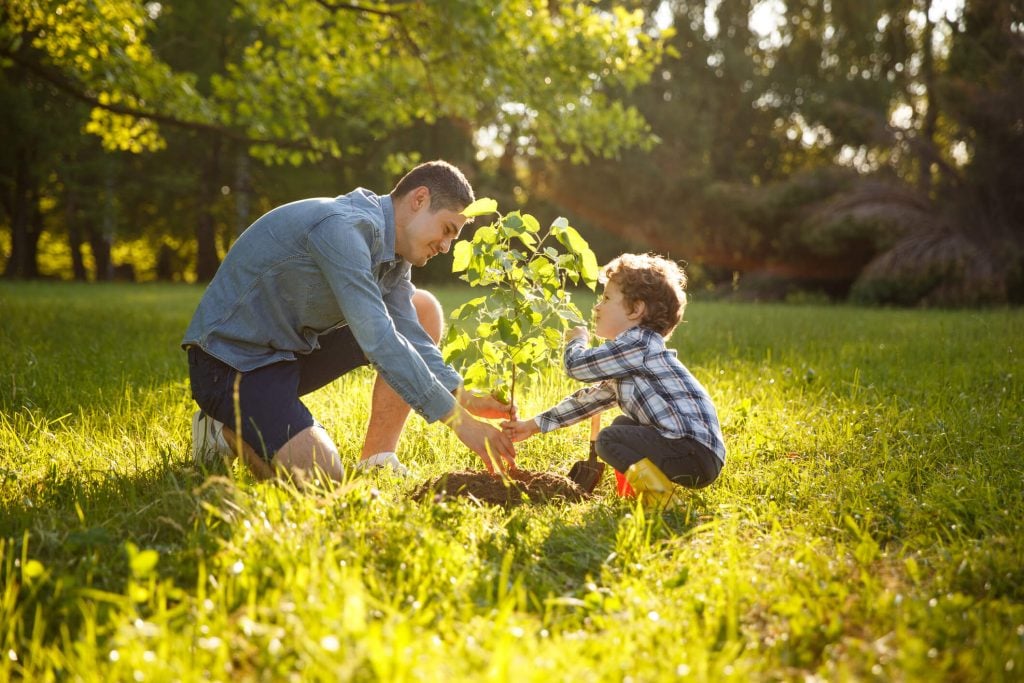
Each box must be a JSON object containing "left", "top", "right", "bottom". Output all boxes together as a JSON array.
[{"left": 600, "top": 253, "right": 687, "bottom": 337}]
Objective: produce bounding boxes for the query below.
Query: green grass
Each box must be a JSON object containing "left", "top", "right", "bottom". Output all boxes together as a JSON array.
[{"left": 1, "top": 281, "right": 1022, "bottom": 681}]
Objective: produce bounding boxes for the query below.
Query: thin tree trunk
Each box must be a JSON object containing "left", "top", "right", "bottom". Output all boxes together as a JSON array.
[
  {"left": 918, "top": 0, "right": 938, "bottom": 196},
  {"left": 235, "top": 149, "right": 251, "bottom": 238},
  {"left": 65, "top": 189, "right": 88, "bottom": 281},
  {"left": 195, "top": 137, "right": 222, "bottom": 281},
  {"left": 4, "top": 149, "right": 40, "bottom": 279},
  {"left": 90, "top": 170, "right": 117, "bottom": 281}
]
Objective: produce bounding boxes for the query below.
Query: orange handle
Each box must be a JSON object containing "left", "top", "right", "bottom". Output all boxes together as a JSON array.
[{"left": 589, "top": 413, "right": 601, "bottom": 441}]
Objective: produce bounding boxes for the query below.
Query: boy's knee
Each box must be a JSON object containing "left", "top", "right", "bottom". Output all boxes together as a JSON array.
[
  {"left": 594, "top": 428, "right": 629, "bottom": 471},
  {"left": 412, "top": 288, "right": 444, "bottom": 343}
]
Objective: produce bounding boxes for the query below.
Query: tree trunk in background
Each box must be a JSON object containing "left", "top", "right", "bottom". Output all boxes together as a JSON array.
[
  {"left": 65, "top": 190, "right": 88, "bottom": 281},
  {"left": 90, "top": 171, "right": 117, "bottom": 281},
  {"left": 3, "top": 149, "right": 41, "bottom": 279},
  {"left": 918, "top": 0, "right": 937, "bottom": 196},
  {"left": 195, "top": 138, "right": 222, "bottom": 281},
  {"left": 88, "top": 226, "right": 112, "bottom": 282},
  {"left": 235, "top": 149, "right": 251, "bottom": 238}
]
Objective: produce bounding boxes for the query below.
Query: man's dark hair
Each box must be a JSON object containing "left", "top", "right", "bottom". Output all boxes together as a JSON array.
[{"left": 391, "top": 160, "right": 474, "bottom": 212}]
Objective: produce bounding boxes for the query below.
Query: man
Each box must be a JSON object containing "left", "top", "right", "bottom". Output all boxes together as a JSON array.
[{"left": 182, "top": 160, "right": 516, "bottom": 481}]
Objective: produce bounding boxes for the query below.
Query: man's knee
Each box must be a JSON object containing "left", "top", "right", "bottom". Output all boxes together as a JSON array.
[
  {"left": 272, "top": 425, "right": 343, "bottom": 482},
  {"left": 412, "top": 288, "right": 444, "bottom": 343}
]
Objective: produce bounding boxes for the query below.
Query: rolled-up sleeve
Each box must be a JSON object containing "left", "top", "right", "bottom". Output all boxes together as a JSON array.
[{"left": 307, "top": 217, "right": 456, "bottom": 422}]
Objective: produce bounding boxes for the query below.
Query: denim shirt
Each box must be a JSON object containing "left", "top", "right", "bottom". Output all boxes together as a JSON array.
[{"left": 182, "top": 189, "right": 461, "bottom": 423}]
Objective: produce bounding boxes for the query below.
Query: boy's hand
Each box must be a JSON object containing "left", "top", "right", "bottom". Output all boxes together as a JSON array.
[
  {"left": 566, "top": 326, "right": 589, "bottom": 343},
  {"left": 458, "top": 389, "right": 518, "bottom": 420},
  {"left": 501, "top": 418, "right": 540, "bottom": 443}
]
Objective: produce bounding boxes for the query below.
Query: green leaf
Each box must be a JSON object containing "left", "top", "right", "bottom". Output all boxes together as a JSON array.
[
  {"left": 544, "top": 327, "right": 563, "bottom": 348},
  {"left": 463, "top": 360, "right": 489, "bottom": 390},
  {"left": 452, "top": 296, "right": 487, "bottom": 320},
  {"left": 529, "top": 258, "right": 556, "bottom": 283},
  {"left": 522, "top": 214, "right": 541, "bottom": 234},
  {"left": 442, "top": 330, "right": 470, "bottom": 363},
  {"left": 461, "top": 197, "right": 498, "bottom": 218},
  {"left": 553, "top": 224, "right": 590, "bottom": 255},
  {"left": 452, "top": 241, "right": 472, "bottom": 273},
  {"left": 502, "top": 213, "right": 524, "bottom": 231},
  {"left": 516, "top": 232, "right": 537, "bottom": 249},
  {"left": 580, "top": 249, "right": 599, "bottom": 290},
  {"left": 497, "top": 317, "right": 520, "bottom": 345},
  {"left": 473, "top": 225, "right": 498, "bottom": 247},
  {"left": 481, "top": 341, "right": 501, "bottom": 365}
]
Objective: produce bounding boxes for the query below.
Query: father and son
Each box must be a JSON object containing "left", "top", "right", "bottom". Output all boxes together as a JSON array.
[{"left": 183, "top": 161, "right": 726, "bottom": 503}]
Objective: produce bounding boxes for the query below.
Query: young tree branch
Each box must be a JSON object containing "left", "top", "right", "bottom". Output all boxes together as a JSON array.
[{"left": 3, "top": 49, "right": 320, "bottom": 153}]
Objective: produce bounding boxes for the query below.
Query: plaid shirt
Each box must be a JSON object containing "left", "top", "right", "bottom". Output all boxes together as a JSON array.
[{"left": 535, "top": 326, "right": 726, "bottom": 463}]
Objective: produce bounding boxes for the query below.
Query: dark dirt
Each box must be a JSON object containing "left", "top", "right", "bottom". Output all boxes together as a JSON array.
[{"left": 411, "top": 469, "right": 589, "bottom": 506}]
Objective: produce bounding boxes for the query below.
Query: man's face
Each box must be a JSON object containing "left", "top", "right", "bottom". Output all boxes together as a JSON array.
[{"left": 400, "top": 200, "right": 468, "bottom": 267}]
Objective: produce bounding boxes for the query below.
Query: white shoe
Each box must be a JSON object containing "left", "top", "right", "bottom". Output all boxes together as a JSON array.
[
  {"left": 191, "top": 410, "right": 234, "bottom": 466},
  {"left": 355, "top": 452, "right": 410, "bottom": 477}
]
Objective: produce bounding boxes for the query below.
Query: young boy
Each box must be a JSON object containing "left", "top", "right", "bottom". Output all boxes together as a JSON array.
[{"left": 501, "top": 253, "right": 725, "bottom": 504}]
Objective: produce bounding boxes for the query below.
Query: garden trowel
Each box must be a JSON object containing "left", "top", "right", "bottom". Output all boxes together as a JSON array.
[{"left": 567, "top": 414, "right": 605, "bottom": 493}]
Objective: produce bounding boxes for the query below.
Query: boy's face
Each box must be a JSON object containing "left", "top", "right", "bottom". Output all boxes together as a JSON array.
[{"left": 593, "top": 280, "right": 643, "bottom": 339}]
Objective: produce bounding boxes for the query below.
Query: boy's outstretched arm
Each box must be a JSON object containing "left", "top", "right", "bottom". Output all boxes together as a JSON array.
[{"left": 501, "top": 417, "right": 541, "bottom": 442}]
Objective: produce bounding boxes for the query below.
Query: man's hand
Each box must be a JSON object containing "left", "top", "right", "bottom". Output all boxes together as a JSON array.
[
  {"left": 458, "top": 389, "right": 518, "bottom": 421},
  {"left": 445, "top": 405, "right": 517, "bottom": 473},
  {"left": 566, "top": 325, "right": 589, "bottom": 343},
  {"left": 501, "top": 418, "right": 540, "bottom": 443}
]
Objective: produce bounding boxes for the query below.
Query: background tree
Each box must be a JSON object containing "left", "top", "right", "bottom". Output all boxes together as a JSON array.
[
  {"left": 1, "top": 0, "right": 666, "bottom": 280},
  {"left": 532, "top": 0, "right": 1023, "bottom": 304}
]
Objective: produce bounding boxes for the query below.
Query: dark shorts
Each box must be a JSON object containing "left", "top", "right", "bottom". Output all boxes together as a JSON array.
[
  {"left": 595, "top": 415, "right": 723, "bottom": 489},
  {"left": 187, "top": 325, "right": 369, "bottom": 461}
]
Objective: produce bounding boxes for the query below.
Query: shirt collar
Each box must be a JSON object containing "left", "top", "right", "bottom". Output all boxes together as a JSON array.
[{"left": 379, "top": 193, "right": 398, "bottom": 263}]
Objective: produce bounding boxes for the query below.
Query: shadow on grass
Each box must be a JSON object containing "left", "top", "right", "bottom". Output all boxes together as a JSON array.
[
  {"left": 0, "top": 458, "right": 239, "bottom": 592},
  {"left": 484, "top": 492, "right": 711, "bottom": 607}
]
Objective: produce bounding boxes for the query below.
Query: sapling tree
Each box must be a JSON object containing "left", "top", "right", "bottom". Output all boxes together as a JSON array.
[{"left": 443, "top": 198, "right": 599, "bottom": 408}]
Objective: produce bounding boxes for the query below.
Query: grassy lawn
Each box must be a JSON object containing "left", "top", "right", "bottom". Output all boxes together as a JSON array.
[{"left": 1, "top": 281, "right": 1022, "bottom": 681}]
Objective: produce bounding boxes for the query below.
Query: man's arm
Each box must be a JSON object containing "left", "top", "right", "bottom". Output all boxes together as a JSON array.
[
  {"left": 383, "top": 276, "right": 463, "bottom": 393},
  {"left": 310, "top": 219, "right": 515, "bottom": 469},
  {"left": 308, "top": 217, "right": 456, "bottom": 422}
]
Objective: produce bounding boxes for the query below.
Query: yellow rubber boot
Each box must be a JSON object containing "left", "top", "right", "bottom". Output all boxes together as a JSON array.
[{"left": 624, "top": 458, "right": 677, "bottom": 507}]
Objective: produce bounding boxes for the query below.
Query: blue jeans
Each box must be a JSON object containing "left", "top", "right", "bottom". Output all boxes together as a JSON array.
[
  {"left": 595, "top": 415, "right": 723, "bottom": 488},
  {"left": 187, "top": 325, "right": 368, "bottom": 461}
]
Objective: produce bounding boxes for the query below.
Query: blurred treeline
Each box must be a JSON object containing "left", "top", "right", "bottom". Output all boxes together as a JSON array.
[{"left": 1, "top": 1, "right": 1021, "bottom": 306}]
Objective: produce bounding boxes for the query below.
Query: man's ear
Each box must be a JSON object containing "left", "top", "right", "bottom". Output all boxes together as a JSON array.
[
  {"left": 412, "top": 186, "right": 431, "bottom": 211},
  {"left": 628, "top": 300, "right": 646, "bottom": 321}
]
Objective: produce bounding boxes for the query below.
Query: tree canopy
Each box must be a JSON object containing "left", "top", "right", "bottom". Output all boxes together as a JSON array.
[
  {"left": 2, "top": 0, "right": 1021, "bottom": 305},
  {"left": 536, "top": 0, "right": 1023, "bottom": 304},
  {"left": 1, "top": 0, "right": 666, "bottom": 278}
]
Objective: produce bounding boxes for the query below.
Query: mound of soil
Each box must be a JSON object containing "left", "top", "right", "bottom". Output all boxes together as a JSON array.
[{"left": 411, "top": 469, "right": 588, "bottom": 506}]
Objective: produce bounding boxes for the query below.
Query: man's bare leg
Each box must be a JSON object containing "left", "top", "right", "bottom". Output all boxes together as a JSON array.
[
  {"left": 359, "top": 289, "right": 443, "bottom": 461},
  {"left": 219, "top": 288, "right": 441, "bottom": 481},
  {"left": 221, "top": 424, "right": 344, "bottom": 483}
]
